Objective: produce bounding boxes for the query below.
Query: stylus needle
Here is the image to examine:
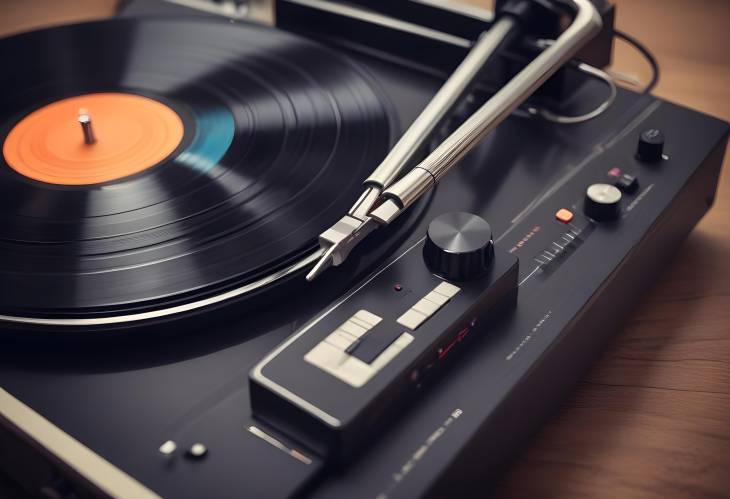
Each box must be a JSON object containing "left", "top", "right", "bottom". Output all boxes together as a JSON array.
[
  {"left": 306, "top": 245, "right": 338, "bottom": 282},
  {"left": 306, "top": 215, "right": 379, "bottom": 281}
]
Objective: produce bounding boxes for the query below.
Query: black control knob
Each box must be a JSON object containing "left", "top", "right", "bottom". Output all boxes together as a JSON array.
[
  {"left": 423, "top": 212, "right": 493, "bottom": 281},
  {"left": 584, "top": 183, "right": 622, "bottom": 221},
  {"left": 636, "top": 128, "right": 665, "bottom": 162}
]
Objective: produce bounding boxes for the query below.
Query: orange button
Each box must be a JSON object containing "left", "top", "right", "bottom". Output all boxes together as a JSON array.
[{"left": 555, "top": 208, "right": 574, "bottom": 224}]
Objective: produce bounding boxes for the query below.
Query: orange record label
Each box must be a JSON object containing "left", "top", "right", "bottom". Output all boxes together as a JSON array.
[{"left": 2, "top": 92, "right": 184, "bottom": 185}]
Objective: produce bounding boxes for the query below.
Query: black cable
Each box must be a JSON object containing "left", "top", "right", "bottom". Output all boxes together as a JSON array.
[{"left": 612, "top": 29, "right": 660, "bottom": 94}]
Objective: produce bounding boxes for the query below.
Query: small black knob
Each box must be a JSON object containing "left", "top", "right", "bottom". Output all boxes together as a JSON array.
[
  {"left": 423, "top": 212, "right": 493, "bottom": 281},
  {"left": 636, "top": 128, "right": 665, "bottom": 163},
  {"left": 585, "top": 183, "right": 622, "bottom": 221}
]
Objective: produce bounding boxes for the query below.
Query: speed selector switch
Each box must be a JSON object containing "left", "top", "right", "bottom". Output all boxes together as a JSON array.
[
  {"left": 423, "top": 212, "right": 494, "bottom": 281},
  {"left": 584, "top": 183, "right": 622, "bottom": 221}
]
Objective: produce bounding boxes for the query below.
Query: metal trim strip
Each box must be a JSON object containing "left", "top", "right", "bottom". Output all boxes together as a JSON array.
[{"left": 0, "top": 388, "right": 160, "bottom": 499}]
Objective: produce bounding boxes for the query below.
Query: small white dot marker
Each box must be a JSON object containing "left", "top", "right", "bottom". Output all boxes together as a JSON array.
[
  {"left": 158, "top": 440, "right": 177, "bottom": 455},
  {"left": 188, "top": 443, "right": 208, "bottom": 459}
]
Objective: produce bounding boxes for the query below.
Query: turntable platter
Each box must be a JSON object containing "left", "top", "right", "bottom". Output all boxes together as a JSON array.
[{"left": 0, "top": 18, "right": 393, "bottom": 322}]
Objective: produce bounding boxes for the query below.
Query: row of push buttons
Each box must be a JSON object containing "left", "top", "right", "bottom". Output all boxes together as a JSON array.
[
  {"left": 397, "top": 281, "right": 461, "bottom": 330},
  {"left": 304, "top": 310, "right": 414, "bottom": 388}
]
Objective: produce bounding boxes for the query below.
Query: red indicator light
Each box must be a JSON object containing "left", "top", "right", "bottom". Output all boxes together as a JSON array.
[
  {"left": 438, "top": 327, "right": 471, "bottom": 360},
  {"left": 608, "top": 167, "right": 622, "bottom": 178},
  {"left": 394, "top": 283, "right": 403, "bottom": 292}
]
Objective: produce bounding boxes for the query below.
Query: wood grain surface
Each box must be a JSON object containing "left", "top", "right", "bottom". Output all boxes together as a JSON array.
[{"left": 0, "top": 1, "right": 728, "bottom": 498}]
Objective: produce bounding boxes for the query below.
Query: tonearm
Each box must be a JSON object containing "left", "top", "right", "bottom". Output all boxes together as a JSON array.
[{"left": 306, "top": 0, "right": 602, "bottom": 280}]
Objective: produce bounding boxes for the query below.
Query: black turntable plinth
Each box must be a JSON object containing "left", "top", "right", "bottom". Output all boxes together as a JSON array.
[{"left": 0, "top": 2, "right": 727, "bottom": 498}]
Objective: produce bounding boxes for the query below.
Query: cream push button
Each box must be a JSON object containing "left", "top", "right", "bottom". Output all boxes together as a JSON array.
[
  {"left": 397, "top": 281, "right": 461, "bottom": 330},
  {"left": 305, "top": 332, "right": 414, "bottom": 388},
  {"left": 412, "top": 297, "right": 441, "bottom": 316},
  {"left": 397, "top": 309, "right": 428, "bottom": 331},
  {"left": 433, "top": 281, "right": 460, "bottom": 298},
  {"left": 305, "top": 341, "right": 349, "bottom": 371},
  {"left": 353, "top": 309, "right": 381, "bottom": 327},
  {"left": 305, "top": 309, "right": 417, "bottom": 387},
  {"left": 324, "top": 331, "right": 354, "bottom": 350},
  {"left": 340, "top": 320, "right": 368, "bottom": 338}
]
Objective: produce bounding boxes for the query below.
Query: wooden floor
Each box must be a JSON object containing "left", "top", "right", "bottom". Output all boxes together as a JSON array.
[{"left": 1, "top": 1, "right": 729, "bottom": 498}]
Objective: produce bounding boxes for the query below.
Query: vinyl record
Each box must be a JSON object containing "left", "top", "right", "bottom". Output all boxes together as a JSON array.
[{"left": 0, "top": 18, "right": 394, "bottom": 323}]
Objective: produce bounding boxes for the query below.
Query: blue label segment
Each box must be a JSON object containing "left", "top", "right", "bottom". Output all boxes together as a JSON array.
[{"left": 177, "top": 107, "right": 235, "bottom": 173}]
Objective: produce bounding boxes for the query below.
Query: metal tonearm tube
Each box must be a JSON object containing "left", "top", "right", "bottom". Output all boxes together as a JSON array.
[{"left": 307, "top": 0, "right": 603, "bottom": 281}]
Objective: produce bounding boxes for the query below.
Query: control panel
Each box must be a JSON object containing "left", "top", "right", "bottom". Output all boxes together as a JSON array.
[
  {"left": 509, "top": 127, "right": 676, "bottom": 280},
  {"left": 250, "top": 213, "right": 518, "bottom": 460}
]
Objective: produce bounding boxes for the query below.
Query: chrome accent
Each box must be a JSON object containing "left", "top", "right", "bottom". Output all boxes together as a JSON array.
[
  {"left": 364, "top": 17, "right": 516, "bottom": 190},
  {"left": 306, "top": 216, "right": 378, "bottom": 281},
  {"left": 165, "top": 0, "right": 256, "bottom": 20},
  {"left": 308, "top": 16, "right": 516, "bottom": 280},
  {"left": 309, "top": 0, "right": 602, "bottom": 280},
  {"left": 349, "top": 186, "right": 381, "bottom": 220},
  {"left": 413, "top": 0, "right": 494, "bottom": 21},
  {"left": 248, "top": 0, "right": 276, "bottom": 25},
  {"left": 247, "top": 425, "right": 313, "bottom": 465},
  {"left": 77, "top": 111, "right": 96, "bottom": 145},
  {"left": 380, "top": 0, "right": 603, "bottom": 217},
  {"left": 369, "top": 198, "right": 402, "bottom": 226},
  {"left": 587, "top": 182, "right": 622, "bottom": 204},
  {"left": 281, "top": 0, "right": 471, "bottom": 48},
  {"left": 373, "top": 168, "right": 434, "bottom": 219},
  {"left": 0, "top": 388, "right": 161, "bottom": 499}
]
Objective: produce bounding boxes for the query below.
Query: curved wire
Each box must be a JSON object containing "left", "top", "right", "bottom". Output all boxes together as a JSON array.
[
  {"left": 613, "top": 29, "right": 660, "bottom": 94},
  {"left": 525, "top": 61, "right": 617, "bottom": 124},
  {"left": 521, "top": 38, "right": 617, "bottom": 124},
  {"left": 517, "top": 26, "right": 662, "bottom": 125}
]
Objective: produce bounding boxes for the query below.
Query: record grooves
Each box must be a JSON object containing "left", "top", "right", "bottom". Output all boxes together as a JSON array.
[{"left": 0, "top": 18, "right": 395, "bottom": 323}]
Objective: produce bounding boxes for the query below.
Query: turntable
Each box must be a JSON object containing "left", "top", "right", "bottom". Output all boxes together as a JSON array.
[{"left": 0, "top": 1, "right": 727, "bottom": 498}]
